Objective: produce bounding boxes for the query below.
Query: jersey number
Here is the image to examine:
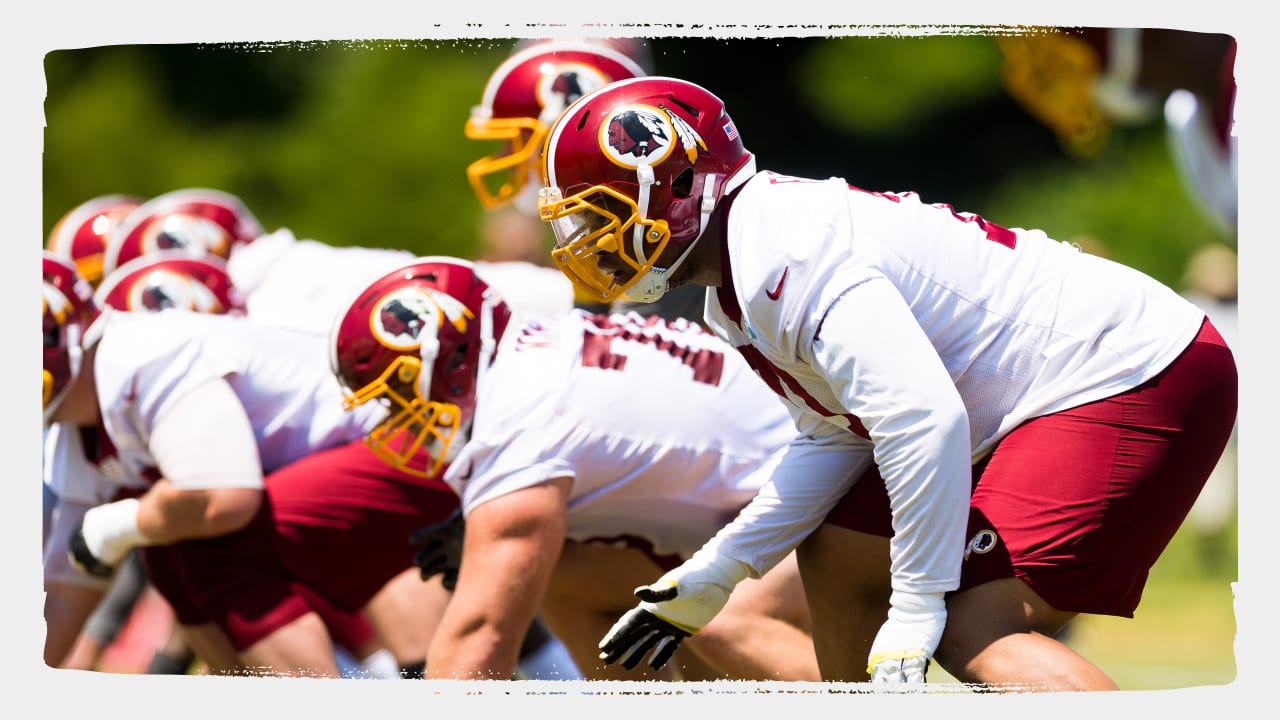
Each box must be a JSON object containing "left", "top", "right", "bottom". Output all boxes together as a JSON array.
[{"left": 580, "top": 314, "right": 725, "bottom": 386}]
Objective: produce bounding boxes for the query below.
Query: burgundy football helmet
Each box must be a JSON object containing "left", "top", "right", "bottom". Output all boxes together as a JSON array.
[
  {"left": 466, "top": 40, "right": 647, "bottom": 213},
  {"left": 46, "top": 194, "right": 145, "bottom": 285},
  {"left": 43, "top": 252, "right": 99, "bottom": 424},
  {"left": 538, "top": 76, "right": 756, "bottom": 304},
  {"left": 102, "top": 188, "right": 264, "bottom": 276},
  {"left": 95, "top": 250, "right": 245, "bottom": 315},
  {"left": 329, "top": 257, "right": 513, "bottom": 477}
]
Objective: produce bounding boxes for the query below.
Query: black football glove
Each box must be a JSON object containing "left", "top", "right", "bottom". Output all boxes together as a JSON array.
[
  {"left": 598, "top": 598, "right": 692, "bottom": 671},
  {"left": 597, "top": 549, "right": 751, "bottom": 672},
  {"left": 408, "top": 508, "right": 465, "bottom": 591}
]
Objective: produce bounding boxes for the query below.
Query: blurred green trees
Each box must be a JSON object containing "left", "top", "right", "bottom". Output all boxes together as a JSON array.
[{"left": 43, "top": 33, "right": 1234, "bottom": 289}]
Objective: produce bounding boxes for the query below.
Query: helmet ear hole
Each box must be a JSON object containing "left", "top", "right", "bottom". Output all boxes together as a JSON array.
[
  {"left": 447, "top": 343, "right": 469, "bottom": 372},
  {"left": 672, "top": 168, "right": 694, "bottom": 199},
  {"left": 397, "top": 364, "right": 416, "bottom": 384}
]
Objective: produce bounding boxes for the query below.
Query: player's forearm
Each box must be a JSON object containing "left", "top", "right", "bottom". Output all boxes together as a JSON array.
[{"left": 424, "top": 623, "right": 524, "bottom": 680}]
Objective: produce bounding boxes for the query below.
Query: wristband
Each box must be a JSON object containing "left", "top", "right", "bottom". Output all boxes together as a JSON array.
[
  {"left": 636, "top": 546, "right": 752, "bottom": 632},
  {"left": 80, "top": 498, "right": 151, "bottom": 567}
]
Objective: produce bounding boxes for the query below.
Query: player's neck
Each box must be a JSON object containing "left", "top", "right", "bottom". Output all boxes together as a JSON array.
[{"left": 686, "top": 216, "right": 725, "bottom": 288}]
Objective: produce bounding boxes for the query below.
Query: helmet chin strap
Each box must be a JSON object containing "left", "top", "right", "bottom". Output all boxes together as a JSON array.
[
  {"left": 475, "top": 290, "right": 498, "bottom": 391},
  {"left": 415, "top": 317, "right": 442, "bottom": 407},
  {"left": 628, "top": 173, "right": 721, "bottom": 303},
  {"left": 413, "top": 290, "right": 499, "bottom": 425}
]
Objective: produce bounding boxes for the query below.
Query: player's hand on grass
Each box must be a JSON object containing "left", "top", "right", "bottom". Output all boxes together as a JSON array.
[
  {"left": 866, "top": 590, "right": 946, "bottom": 686},
  {"left": 599, "top": 548, "right": 751, "bottom": 671}
]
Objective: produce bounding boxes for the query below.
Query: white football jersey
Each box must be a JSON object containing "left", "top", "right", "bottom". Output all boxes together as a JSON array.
[
  {"left": 699, "top": 171, "right": 1207, "bottom": 593},
  {"left": 68, "top": 310, "right": 385, "bottom": 496},
  {"left": 443, "top": 309, "right": 804, "bottom": 562},
  {"left": 228, "top": 229, "right": 574, "bottom": 335},
  {"left": 227, "top": 229, "right": 418, "bottom": 336}
]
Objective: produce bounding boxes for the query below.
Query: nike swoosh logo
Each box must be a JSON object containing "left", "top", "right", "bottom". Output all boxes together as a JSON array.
[{"left": 766, "top": 266, "right": 789, "bottom": 301}]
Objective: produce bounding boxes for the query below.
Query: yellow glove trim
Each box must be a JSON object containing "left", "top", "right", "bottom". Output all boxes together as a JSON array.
[{"left": 865, "top": 648, "right": 926, "bottom": 675}]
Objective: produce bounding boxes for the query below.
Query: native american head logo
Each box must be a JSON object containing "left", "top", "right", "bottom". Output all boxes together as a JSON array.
[
  {"left": 127, "top": 269, "right": 223, "bottom": 313},
  {"left": 370, "top": 286, "right": 474, "bottom": 352},
  {"left": 963, "top": 529, "right": 1000, "bottom": 561},
  {"left": 539, "top": 62, "right": 611, "bottom": 121},
  {"left": 599, "top": 103, "right": 708, "bottom": 169},
  {"left": 140, "top": 213, "right": 232, "bottom": 258}
]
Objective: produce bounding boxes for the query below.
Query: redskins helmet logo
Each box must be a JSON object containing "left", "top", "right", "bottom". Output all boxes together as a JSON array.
[
  {"left": 539, "top": 63, "right": 611, "bottom": 118},
  {"left": 964, "top": 529, "right": 1000, "bottom": 561},
  {"left": 126, "top": 270, "right": 223, "bottom": 313},
  {"left": 140, "top": 213, "right": 232, "bottom": 258},
  {"left": 599, "top": 104, "right": 709, "bottom": 169},
  {"left": 370, "top": 286, "right": 474, "bottom": 352}
]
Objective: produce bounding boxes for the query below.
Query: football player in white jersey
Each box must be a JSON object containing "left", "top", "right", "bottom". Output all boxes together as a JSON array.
[
  {"left": 537, "top": 76, "right": 1238, "bottom": 690},
  {"left": 49, "top": 237, "right": 580, "bottom": 680},
  {"left": 49, "top": 250, "right": 244, "bottom": 674},
  {"left": 998, "top": 28, "right": 1237, "bottom": 235},
  {"left": 331, "top": 257, "right": 820, "bottom": 681},
  {"left": 42, "top": 253, "right": 452, "bottom": 678}
]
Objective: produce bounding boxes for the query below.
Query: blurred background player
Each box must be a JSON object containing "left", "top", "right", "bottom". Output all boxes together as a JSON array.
[
  {"left": 996, "top": 27, "right": 1237, "bottom": 235},
  {"left": 331, "top": 257, "right": 820, "bottom": 681},
  {"left": 41, "top": 252, "right": 408, "bottom": 677},
  {"left": 44, "top": 195, "right": 167, "bottom": 674},
  {"left": 465, "top": 38, "right": 706, "bottom": 323},
  {"left": 1178, "top": 241, "right": 1239, "bottom": 568},
  {"left": 107, "top": 186, "right": 574, "bottom": 337},
  {"left": 47, "top": 194, "right": 145, "bottom": 287},
  {"left": 100, "top": 187, "right": 264, "bottom": 278},
  {"left": 88, "top": 188, "right": 581, "bottom": 679},
  {"left": 52, "top": 251, "right": 243, "bottom": 675}
]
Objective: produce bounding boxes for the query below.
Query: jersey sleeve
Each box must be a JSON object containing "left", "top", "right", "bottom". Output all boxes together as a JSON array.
[
  {"left": 699, "top": 421, "right": 874, "bottom": 576},
  {"left": 805, "top": 277, "right": 970, "bottom": 594},
  {"left": 147, "top": 377, "right": 265, "bottom": 490},
  {"left": 448, "top": 413, "right": 580, "bottom": 516},
  {"left": 95, "top": 311, "right": 246, "bottom": 445}
]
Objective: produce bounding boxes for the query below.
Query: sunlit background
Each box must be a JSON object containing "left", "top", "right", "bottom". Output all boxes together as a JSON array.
[
  {"left": 43, "top": 33, "right": 1236, "bottom": 286},
  {"left": 40, "top": 29, "right": 1241, "bottom": 691}
]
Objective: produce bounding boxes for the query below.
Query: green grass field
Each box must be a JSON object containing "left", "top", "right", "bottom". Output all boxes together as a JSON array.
[{"left": 925, "top": 512, "right": 1240, "bottom": 691}]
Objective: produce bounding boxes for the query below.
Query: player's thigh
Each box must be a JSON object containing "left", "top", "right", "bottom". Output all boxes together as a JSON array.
[
  {"left": 540, "top": 541, "right": 674, "bottom": 677},
  {"left": 237, "top": 611, "right": 341, "bottom": 677},
  {"left": 544, "top": 540, "right": 666, "bottom": 615},
  {"left": 795, "top": 522, "right": 892, "bottom": 681},
  {"left": 181, "top": 621, "right": 245, "bottom": 675},
  {"left": 363, "top": 568, "right": 451, "bottom": 663},
  {"left": 937, "top": 576, "right": 1076, "bottom": 668}
]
